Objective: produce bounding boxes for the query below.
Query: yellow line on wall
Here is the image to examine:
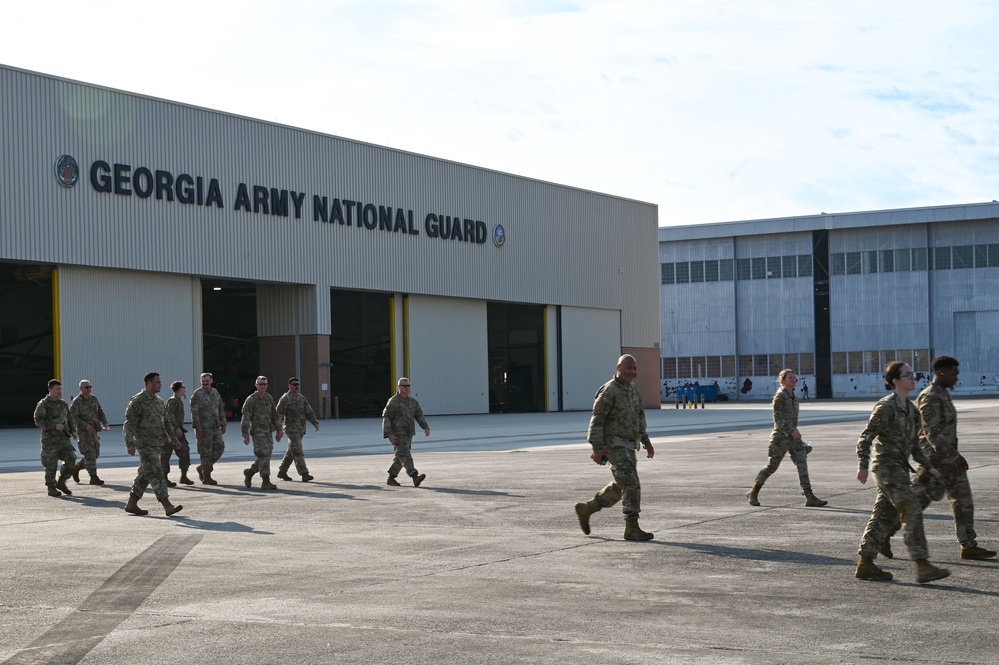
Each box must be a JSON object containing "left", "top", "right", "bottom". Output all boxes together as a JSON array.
[
  {"left": 52, "top": 268, "right": 60, "bottom": 379},
  {"left": 389, "top": 295, "right": 397, "bottom": 392}
]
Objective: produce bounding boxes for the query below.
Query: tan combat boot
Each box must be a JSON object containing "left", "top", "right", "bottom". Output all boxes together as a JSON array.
[
  {"left": 624, "top": 518, "right": 654, "bottom": 541},
  {"left": 202, "top": 469, "right": 218, "bottom": 486},
  {"left": 160, "top": 498, "right": 183, "bottom": 516},
  {"left": 915, "top": 559, "right": 950, "bottom": 584},
  {"left": 260, "top": 478, "right": 277, "bottom": 490},
  {"left": 803, "top": 490, "right": 828, "bottom": 507},
  {"left": 124, "top": 493, "right": 148, "bottom": 516},
  {"left": 746, "top": 484, "right": 762, "bottom": 506},
  {"left": 855, "top": 555, "right": 892, "bottom": 581},
  {"left": 879, "top": 537, "right": 894, "bottom": 559},
  {"left": 88, "top": 470, "right": 105, "bottom": 486},
  {"left": 960, "top": 545, "right": 997, "bottom": 560},
  {"left": 72, "top": 459, "right": 85, "bottom": 483},
  {"left": 574, "top": 500, "right": 601, "bottom": 535},
  {"left": 179, "top": 471, "right": 195, "bottom": 485},
  {"left": 55, "top": 472, "right": 73, "bottom": 496}
]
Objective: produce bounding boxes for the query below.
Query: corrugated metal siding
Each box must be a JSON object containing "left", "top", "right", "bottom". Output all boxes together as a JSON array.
[
  {"left": 406, "top": 295, "right": 488, "bottom": 414},
  {"left": 2, "top": 66, "right": 658, "bottom": 348},
  {"left": 560, "top": 307, "right": 621, "bottom": 411},
  {"left": 57, "top": 266, "right": 200, "bottom": 424}
]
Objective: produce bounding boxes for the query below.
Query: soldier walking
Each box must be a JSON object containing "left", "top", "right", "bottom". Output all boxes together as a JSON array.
[
  {"left": 574, "top": 355, "right": 656, "bottom": 541},
  {"left": 123, "top": 372, "right": 183, "bottom": 516},
  {"left": 33, "top": 379, "right": 78, "bottom": 497},
  {"left": 381, "top": 377, "right": 429, "bottom": 487},
  {"left": 746, "top": 369, "right": 827, "bottom": 507},
  {"left": 164, "top": 380, "right": 195, "bottom": 485},
  {"left": 191, "top": 372, "right": 227, "bottom": 485},
  {"left": 69, "top": 379, "right": 110, "bottom": 486},
  {"left": 276, "top": 377, "right": 319, "bottom": 482},
  {"left": 242, "top": 376, "right": 283, "bottom": 490}
]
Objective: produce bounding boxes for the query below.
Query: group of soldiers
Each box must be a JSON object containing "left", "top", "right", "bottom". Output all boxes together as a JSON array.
[
  {"left": 33, "top": 372, "right": 432, "bottom": 516},
  {"left": 575, "top": 353, "right": 994, "bottom": 585}
]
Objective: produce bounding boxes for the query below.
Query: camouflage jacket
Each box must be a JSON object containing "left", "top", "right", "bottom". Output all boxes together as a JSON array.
[
  {"left": 33, "top": 396, "right": 76, "bottom": 443},
  {"left": 857, "top": 393, "right": 933, "bottom": 471},
  {"left": 276, "top": 392, "right": 318, "bottom": 435},
  {"left": 770, "top": 387, "right": 798, "bottom": 442},
  {"left": 587, "top": 376, "right": 651, "bottom": 452},
  {"left": 123, "top": 390, "right": 176, "bottom": 450},
  {"left": 70, "top": 393, "right": 108, "bottom": 432},
  {"left": 381, "top": 394, "right": 429, "bottom": 438},
  {"left": 166, "top": 395, "right": 187, "bottom": 434},
  {"left": 916, "top": 383, "right": 959, "bottom": 465},
  {"left": 241, "top": 392, "right": 281, "bottom": 437},
  {"left": 190, "top": 386, "right": 225, "bottom": 429}
]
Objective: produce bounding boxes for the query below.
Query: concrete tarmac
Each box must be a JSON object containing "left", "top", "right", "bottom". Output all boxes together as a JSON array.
[{"left": 1, "top": 399, "right": 997, "bottom": 664}]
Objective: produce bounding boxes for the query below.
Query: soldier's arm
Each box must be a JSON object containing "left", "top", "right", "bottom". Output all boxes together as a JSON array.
[
  {"left": 215, "top": 390, "right": 226, "bottom": 422},
  {"left": 190, "top": 392, "right": 202, "bottom": 428},
  {"left": 587, "top": 386, "right": 612, "bottom": 453},
  {"left": 304, "top": 398, "right": 319, "bottom": 427},
  {"left": 381, "top": 401, "right": 395, "bottom": 438},
  {"left": 638, "top": 406, "right": 651, "bottom": 448},
  {"left": 270, "top": 400, "right": 283, "bottom": 433},
  {"left": 276, "top": 394, "right": 288, "bottom": 417},
  {"left": 916, "top": 393, "right": 958, "bottom": 463},
  {"left": 97, "top": 402, "right": 108, "bottom": 428},
  {"left": 123, "top": 400, "right": 138, "bottom": 449},
  {"left": 33, "top": 401, "right": 48, "bottom": 429},
  {"left": 414, "top": 402, "right": 429, "bottom": 431},
  {"left": 856, "top": 403, "right": 886, "bottom": 469},
  {"left": 240, "top": 396, "right": 253, "bottom": 438},
  {"left": 772, "top": 392, "right": 796, "bottom": 437}
]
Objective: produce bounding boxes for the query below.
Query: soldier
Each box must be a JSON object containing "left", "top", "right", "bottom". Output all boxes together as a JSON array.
[
  {"left": 164, "top": 380, "right": 195, "bottom": 486},
  {"left": 69, "top": 379, "right": 110, "bottom": 486},
  {"left": 242, "top": 376, "right": 283, "bottom": 490},
  {"left": 275, "top": 377, "right": 319, "bottom": 482},
  {"left": 190, "top": 372, "right": 227, "bottom": 485},
  {"left": 33, "top": 379, "right": 79, "bottom": 497},
  {"left": 573, "top": 355, "right": 656, "bottom": 541},
  {"left": 854, "top": 361, "right": 948, "bottom": 583},
  {"left": 910, "top": 356, "right": 995, "bottom": 560},
  {"left": 381, "top": 377, "right": 429, "bottom": 487},
  {"left": 123, "top": 372, "right": 183, "bottom": 516},
  {"left": 746, "top": 369, "right": 827, "bottom": 507}
]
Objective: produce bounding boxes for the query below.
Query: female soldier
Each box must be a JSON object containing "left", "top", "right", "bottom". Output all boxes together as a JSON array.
[{"left": 854, "top": 361, "right": 949, "bottom": 583}]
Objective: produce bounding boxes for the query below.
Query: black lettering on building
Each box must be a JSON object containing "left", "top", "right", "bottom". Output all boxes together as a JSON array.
[
  {"left": 235, "top": 183, "right": 252, "bottom": 212},
  {"left": 253, "top": 185, "right": 269, "bottom": 214},
  {"left": 408, "top": 210, "right": 419, "bottom": 235},
  {"left": 379, "top": 206, "right": 393, "bottom": 231},
  {"left": 475, "top": 220, "right": 487, "bottom": 244},
  {"left": 331, "top": 198, "right": 345, "bottom": 224},
  {"left": 114, "top": 163, "right": 132, "bottom": 196},
  {"left": 342, "top": 199, "right": 355, "bottom": 226},
  {"left": 155, "top": 170, "right": 174, "bottom": 201},
  {"left": 362, "top": 203, "right": 377, "bottom": 229},
  {"left": 176, "top": 174, "right": 195, "bottom": 204},
  {"left": 271, "top": 188, "right": 288, "bottom": 217},
  {"left": 90, "top": 161, "right": 112, "bottom": 192},
  {"left": 290, "top": 191, "right": 305, "bottom": 219},
  {"left": 205, "top": 179, "right": 224, "bottom": 208},
  {"left": 425, "top": 213, "right": 439, "bottom": 237},
  {"left": 133, "top": 167, "right": 154, "bottom": 199}
]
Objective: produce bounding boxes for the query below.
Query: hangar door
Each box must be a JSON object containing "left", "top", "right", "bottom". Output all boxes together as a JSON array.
[{"left": 560, "top": 307, "right": 622, "bottom": 411}]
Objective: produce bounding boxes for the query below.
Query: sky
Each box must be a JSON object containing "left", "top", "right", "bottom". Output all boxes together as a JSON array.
[{"left": 3, "top": 0, "right": 998, "bottom": 226}]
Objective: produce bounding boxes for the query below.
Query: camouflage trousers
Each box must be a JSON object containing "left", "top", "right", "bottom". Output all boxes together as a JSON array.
[
  {"left": 858, "top": 464, "right": 928, "bottom": 560},
  {"left": 279, "top": 432, "right": 310, "bottom": 476},
  {"left": 388, "top": 435, "right": 418, "bottom": 477},
  {"left": 160, "top": 433, "right": 191, "bottom": 477},
  {"left": 76, "top": 431, "right": 101, "bottom": 472},
  {"left": 908, "top": 466, "right": 979, "bottom": 548},
  {"left": 196, "top": 426, "right": 225, "bottom": 472},
  {"left": 40, "top": 438, "right": 77, "bottom": 487},
  {"left": 130, "top": 444, "right": 171, "bottom": 502},
  {"left": 247, "top": 433, "right": 275, "bottom": 478},
  {"left": 593, "top": 446, "right": 641, "bottom": 520},
  {"left": 755, "top": 436, "right": 811, "bottom": 491}
]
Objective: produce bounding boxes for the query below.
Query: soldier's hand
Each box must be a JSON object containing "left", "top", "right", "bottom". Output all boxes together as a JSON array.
[
  {"left": 195, "top": 426, "right": 203, "bottom": 438},
  {"left": 103, "top": 424, "right": 111, "bottom": 431},
  {"left": 86, "top": 424, "right": 97, "bottom": 434},
  {"left": 314, "top": 423, "right": 319, "bottom": 432},
  {"left": 857, "top": 469, "right": 868, "bottom": 484},
  {"left": 55, "top": 423, "right": 65, "bottom": 432},
  {"left": 127, "top": 445, "right": 136, "bottom": 456},
  {"left": 243, "top": 436, "right": 250, "bottom": 445},
  {"left": 276, "top": 431, "right": 283, "bottom": 442},
  {"left": 175, "top": 428, "right": 183, "bottom": 437},
  {"left": 221, "top": 424, "right": 228, "bottom": 434},
  {"left": 173, "top": 440, "right": 182, "bottom": 451},
  {"left": 591, "top": 450, "right": 607, "bottom": 465},
  {"left": 791, "top": 429, "right": 802, "bottom": 440},
  {"left": 423, "top": 428, "right": 430, "bottom": 437},
  {"left": 928, "top": 467, "right": 942, "bottom": 478},
  {"left": 954, "top": 455, "right": 969, "bottom": 472},
  {"left": 389, "top": 434, "right": 398, "bottom": 446},
  {"left": 644, "top": 443, "right": 655, "bottom": 459}
]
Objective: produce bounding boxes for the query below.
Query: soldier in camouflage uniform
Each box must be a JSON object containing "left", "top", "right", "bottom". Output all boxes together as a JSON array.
[
  {"left": 381, "top": 377, "right": 429, "bottom": 487},
  {"left": 190, "top": 372, "right": 227, "bottom": 485},
  {"left": 854, "top": 361, "right": 949, "bottom": 584},
  {"left": 69, "top": 379, "right": 110, "bottom": 486},
  {"left": 910, "top": 356, "right": 995, "bottom": 560},
  {"left": 574, "top": 355, "right": 656, "bottom": 541},
  {"left": 33, "top": 379, "right": 79, "bottom": 497},
  {"left": 164, "top": 380, "right": 194, "bottom": 485},
  {"left": 242, "top": 376, "right": 283, "bottom": 490},
  {"left": 276, "top": 377, "right": 320, "bottom": 482},
  {"left": 123, "top": 372, "right": 183, "bottom": 517},
  {"left": 746, "top": 369, "right": 827, "bottom": 507}
]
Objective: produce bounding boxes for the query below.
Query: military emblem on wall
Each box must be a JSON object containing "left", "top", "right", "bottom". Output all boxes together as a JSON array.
[
  {"left": 492, "top": 223, "right": 506, "bottom": 248},
  {"left": 54, "top": 154, "right": 79, "bottom": 188}
]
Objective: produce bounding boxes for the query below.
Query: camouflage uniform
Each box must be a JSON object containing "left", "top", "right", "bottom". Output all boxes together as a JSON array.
[
  {"left": 123, "top": 390, "right": 177, "bottom": 502},
  {"left": 163, "top": 394, "right": 192, "bottom": 478},
  {"left": 586, "top": 376, "right": 652, "bottom": 520},
  {"left": 856, "top": 393, "right": 935, "bottom": 560},
  {"left": 276, "top": 392, "right": 319, "bottom": 477},
  {"left": 912, "top": 383, "right": 981, "bottom": 549},
  {"left": 191, "top": 386, "right": 226, "bottom": 475},
  {"left": 69, "top": 392, "right": 108, "bottom": 475},
  {"left": 33, "top": 395, "right": 78, "bottom": 489},
  {"left": 381, "top": 393, "right": 429, "bottom": 479},
  {"left": 754, "top": 387, "right": 811, "bottom": 490},
  {"left": 241, "top": 391, "right": 282, "bottom": 479}
]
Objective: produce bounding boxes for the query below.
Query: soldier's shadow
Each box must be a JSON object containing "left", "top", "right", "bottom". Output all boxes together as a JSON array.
[
  {"left": 420, "top": 486, "right": 521, "bottom": 497},
  {"left": 246, "top": 486, "right": 365, "bottom": 501},
  {"left": 581, "top": 536, "right": 852, "bottom": 566},
  {"left": 169, "top": 516, "right": 275, "bottom": 534}
]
